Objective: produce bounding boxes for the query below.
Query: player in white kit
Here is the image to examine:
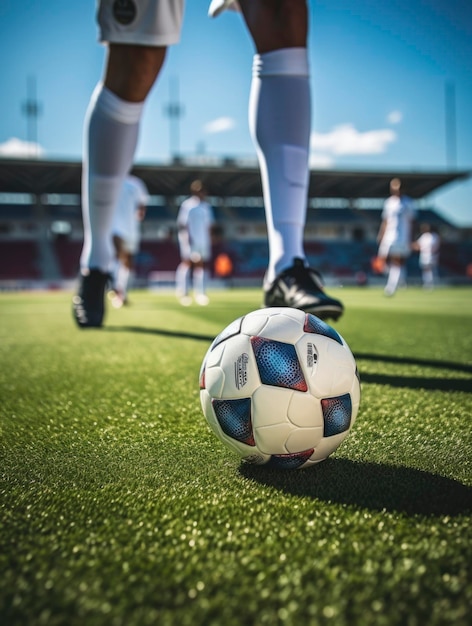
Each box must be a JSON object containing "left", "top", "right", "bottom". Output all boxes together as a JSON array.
[
  {"left": 377, "top": 178, "right": 416, "bottom": 296},
  {"left": 412, "top": 223, "right": 440, "bottom": 289},
  {"left": 109, "top": 174, "right": 149, "bottom": 307},
  {"left": 176, "top": 180, "right": 214, "bottom": 306},
  {"left": 73, "top": 0, "right": 343, "bottom": 327}
]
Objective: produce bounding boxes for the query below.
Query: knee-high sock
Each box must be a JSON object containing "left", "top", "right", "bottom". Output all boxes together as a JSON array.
[
  {"left": 176, "top": 262, "right": 190, "bottom": 297},
  {"left": 80, "top": 84, "right": 144, "bottom": 272},
  {"left": 385, "top": 264, "right": 402, "bottom": 294},
  {"left": 423, "top": 268, "right": 434, "bottom": 288},
  {"left": 249, "top": 48, "right": 311, "bottom": 285},
  {"left": 114, "top": 262, "right": 131, "bottom": 297},
  {"left": 193, "top": 267, "right": 206, "bottom": 297}
]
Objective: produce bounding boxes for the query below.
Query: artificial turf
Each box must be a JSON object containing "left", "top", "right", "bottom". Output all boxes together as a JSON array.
[{"left": 1, "top": 287, "right": 471, "bottom": 625}]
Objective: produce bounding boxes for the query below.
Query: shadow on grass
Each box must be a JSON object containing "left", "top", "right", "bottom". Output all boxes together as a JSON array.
[
  {"left": 354, "top": 351, "right": 472, "bottom": 392},
  {"left": 239, "top": 458, "right": 472, "bottom": 517},
  {"left": 359, "top": 372, "right": 471, "bottom": 393},
  {"left": 106, "top": 328, "right": 471, "bottom": 392},
  {"left": 355, "top": 352, "right": 472, "bottom": 375},
  {"left": 105, "top": 325, "right": 215, "bottom": 343}
]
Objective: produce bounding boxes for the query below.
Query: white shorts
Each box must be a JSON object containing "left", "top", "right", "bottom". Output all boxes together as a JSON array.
[
  {"left": 97, "top": 0, "right": 185, "bottom": 46},
  {"left": 112, "top": 213, "right": 140, "bottom": 254},
  {"left": 115, "top": 236, "right": 139, "bottom": 255},
  {"left": 113, "top": 224, "right": 140, "bottom": 254},
  {"left": 178, "top": 231, "right": 211, "bottom": 263},
  {"left": 378, "top": 240, "right": 411, "bottom": 260}
]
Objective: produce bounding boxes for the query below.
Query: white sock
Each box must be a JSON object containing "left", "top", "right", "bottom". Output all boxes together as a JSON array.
[
  {"left": 176, "top": 262, "right": 190, "bottom": 297},
  {"left": 399, "top": 266, "right": 406, "bottom": 288},
  {"left": 80, "top": 84, "right": 144, "bottom": 272},
  {"left": 423, "top": 268, "right": 434, "bottom": 288},
  {"left": 249, "top": 48, "right": 311, "bottom": 285},
  {"left": 385, "top": 265, "right": 402, "bottom": 294},
  {"left": 193, "top": 267, "right": 206, "bottom": 297},
  {"left": 115, "top": 263, "right": 130, "bottom": 297},
  {"left": 112, "top": 259, "right": 121, "bottom": 289}
]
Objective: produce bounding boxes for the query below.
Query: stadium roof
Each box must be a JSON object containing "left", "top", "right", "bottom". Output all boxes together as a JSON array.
[{"left": 0, "top": 157, "right": 469, "bottom": 200}]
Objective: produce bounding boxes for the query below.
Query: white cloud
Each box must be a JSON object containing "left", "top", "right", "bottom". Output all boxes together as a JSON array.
[
  {"left": 203, "top": 117, "right": 236, "bottom": 134},
  {"left": 0, "top": 137, "right": 45, "bottom": 158},
  {"left": 309, "top": 153, "right": 335, "bottom": 169},
  {"left": 387, "top": 110, "right": 403, "bottom": 124},
  {"left": 310, "top": 124, "right": 396, "bottom": 156}
]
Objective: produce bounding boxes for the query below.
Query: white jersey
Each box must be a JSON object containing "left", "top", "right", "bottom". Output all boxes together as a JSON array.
[
  {"left": 97, "top": 0, "right": 185, "bottom": 47},
  {"left": 177, "top": 196, "right": 214, "bottom": 262},
  {"left": 416, "top": 232, "right": 440, "bottom": 267},
  {"left": 112, "top": 175, "right": 149, "bottom": 254},
  {"left": 378, "top": 195, "right": 416, "bottom": 258}
]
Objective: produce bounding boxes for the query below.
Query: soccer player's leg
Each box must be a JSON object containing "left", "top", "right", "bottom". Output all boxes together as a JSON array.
[
  {"left": 240, "top": 1, "right": 343, "bottom": 319},
  {"left": 74, "top": 0, "right": 185, "bottom": 327}
]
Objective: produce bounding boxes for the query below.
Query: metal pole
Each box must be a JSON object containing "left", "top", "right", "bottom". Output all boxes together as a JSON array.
[
  {"left": 22, "top": 75, "right": 42, "bottom": 157},
  {"left": 164, "top": 76, "right": 184, "bottom": 159},
  {"left": 445, "top": 81, "right": 457, "bottom": 169}
]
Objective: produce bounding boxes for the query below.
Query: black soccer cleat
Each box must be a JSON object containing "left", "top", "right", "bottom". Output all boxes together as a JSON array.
[
  {"left": 72, "top": 268, "right": 110, "bottom": 328},
  {"left": 263, "top": 258, "right": 344, "bottom": 321}
]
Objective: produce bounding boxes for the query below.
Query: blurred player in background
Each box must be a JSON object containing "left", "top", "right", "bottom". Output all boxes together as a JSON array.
[
  {"left": 109, "top": 174, "right": 149, "bottom": 308},
  {"left": 73, "top": 0, "right": 343, "bottom": 328},
  {"left": 176, "top": 180, "right": 214, "bottom": 306},
  {"left": 377, "top": 178, "right": 416, "bottom": 297},
  {"left": 412, "top": 223, "right": 440, "bottom": 290}
]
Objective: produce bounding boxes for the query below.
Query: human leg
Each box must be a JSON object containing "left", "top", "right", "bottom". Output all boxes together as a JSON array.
[
  {"left": 81, "top": 45, "right": 166, "bottom": 273},
  {"left": 176, "top": 260, "right": 192, "bottom": 305},
  {"left": 248, "top": 46, "right": 310, "bottom": 285},
  {"left": 113, "top": 240, "right": 133, "bottom": 306},
  {"left": 239, "top": 1, "right": 342, "bottom": 319},
  {"left": 239, "top": 0, "right": 307, "bottom": 53},
  {"left": 384, "top": 257, "right": 404, "bottom": 296},
  {"left": 193, "top": 260, "right": 209, "bottom": 306},
  {"left": 75, "top": 0, "right": 185, "bottom": 327},
  {"left": 75, "top": 46, "right": 167, "bottom": 327},
  {"left": 421, "top": 264, "right": 435, "bottom": 289}
]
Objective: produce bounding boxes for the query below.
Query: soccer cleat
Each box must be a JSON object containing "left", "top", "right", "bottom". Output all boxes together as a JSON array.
[
  {"left": 263, "top": 258, "right": 344, "bottom": 321},
  {"left": 72, "top": 268, "right": 110, "bottom": 328},
  {"left": 208, "top": 0, "right": 240, "bottom": 18}
]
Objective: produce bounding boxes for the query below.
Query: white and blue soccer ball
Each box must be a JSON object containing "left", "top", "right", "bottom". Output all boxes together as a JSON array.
[{"left": 199, "top": 307, "right": 361, "bottom": 469}]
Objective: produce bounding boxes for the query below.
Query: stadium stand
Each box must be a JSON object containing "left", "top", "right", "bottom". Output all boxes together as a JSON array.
[
  {"left": 0, "top": 240, "right": 41, "bottom": 280},
  {"left": 135, "top": 240, "right": 181, "bottom": 278},
  {"left": 0, "top": 158, "right": 470, "bottom": 287},
  {"left": 0, "top": 204, "right": 35, "bottom": 220},
  {"left": 52, "top": 237, "right": 82, "bottom": 279}
]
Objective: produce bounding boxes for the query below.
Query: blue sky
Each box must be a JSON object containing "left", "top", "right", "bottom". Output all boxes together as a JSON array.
[{"left": 0, "top": 0, "right": 471, "bottom": 225}]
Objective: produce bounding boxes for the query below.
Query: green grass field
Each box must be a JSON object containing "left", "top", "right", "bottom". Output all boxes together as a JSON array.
[{"left": 1, "top": 287, "right": 471, "bottom": 626}]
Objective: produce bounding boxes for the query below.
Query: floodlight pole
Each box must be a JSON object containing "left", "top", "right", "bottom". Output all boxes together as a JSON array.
[
  {"left": 164, "top": 76, "right": 184, "bottom": 160},
  {"left": 445, "top": 81, "right": 457, "bottom": 170},
  {"left": 22, "top": 75, "right": 42, "bottom": 158}
]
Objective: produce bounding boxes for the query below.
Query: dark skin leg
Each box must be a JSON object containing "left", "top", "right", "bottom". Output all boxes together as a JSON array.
[
  {"left": 104, "top": 44, "right": 167, "bottom": 102},
  {"left": 238, "top": 0, "right": 308, "bottom": 53},
  {"left": 102, "top": 1, "right": 309, "bottom": 104},
  {"left": 113, "top": 235, "right": 133, "bottom": 271}
]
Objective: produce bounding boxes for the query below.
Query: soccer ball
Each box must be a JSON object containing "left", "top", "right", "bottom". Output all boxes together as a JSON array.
[{"left": 199, "top": 307, "right": 360, "bottom": 469}]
